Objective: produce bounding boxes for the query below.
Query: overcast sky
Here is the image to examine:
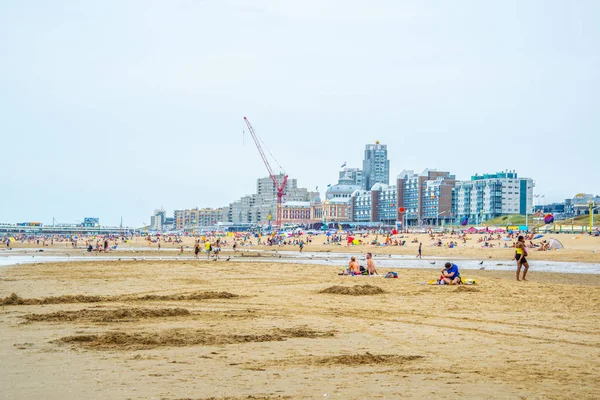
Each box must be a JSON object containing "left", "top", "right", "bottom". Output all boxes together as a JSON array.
[{"left": 1, "top": 0, "right": 598, "bottom": 226}]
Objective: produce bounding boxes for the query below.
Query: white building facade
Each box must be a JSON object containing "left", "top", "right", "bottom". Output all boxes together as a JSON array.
[{"left": 454, "top": 171, "right": 534, "bottom": 224}]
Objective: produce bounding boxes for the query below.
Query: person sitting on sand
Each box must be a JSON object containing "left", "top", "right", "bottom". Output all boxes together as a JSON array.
[
  {"left": 340, "top": 256, "right": 360, "bottom": 275},
  {"left": 441, "top": 262, "right": 461, "bottom": 285},
  {"left": 366, "top": 252, "right": 378, "bottom": 275}
]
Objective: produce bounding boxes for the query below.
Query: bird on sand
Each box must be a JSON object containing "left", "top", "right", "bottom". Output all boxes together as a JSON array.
[{"left": 479, "top": 261, "right": 484, "bottom": 265}]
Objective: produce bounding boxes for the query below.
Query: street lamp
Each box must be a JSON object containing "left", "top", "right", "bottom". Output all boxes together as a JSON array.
[
  {"left": 436, "top": 211, "right": 449, "bottom": 229},
  {"left": 403, "top": 210, "right": 417, "bottom": 231}
]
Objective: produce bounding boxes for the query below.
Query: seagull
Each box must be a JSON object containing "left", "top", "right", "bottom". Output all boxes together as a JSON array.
[
  {"left": 226, "top": 257, "right": 230, "bottom": 261},
  {"left": 67, "top": 253, "right": 70, "bottom": 257},
  {"left": 479, "top": 261, "right": 484, "bottom": 265},
  {"left": 388, "top": 254, "right": 392, "bottom": 258},
  {"left": 430, "top": 261, "right": 436, "bottom": 265}
]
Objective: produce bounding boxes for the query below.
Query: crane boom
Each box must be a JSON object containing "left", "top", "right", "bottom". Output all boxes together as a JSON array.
[
  {"left": 243, "top": 117, "right": 276, "bottom": 184},
  {"left": 243, "top": 117, "right": 288, "bottom": 230}
]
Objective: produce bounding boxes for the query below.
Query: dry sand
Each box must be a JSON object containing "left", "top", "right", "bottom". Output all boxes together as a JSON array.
[{"left": 1, "top": 257, "right": 599, "bottom": 399}]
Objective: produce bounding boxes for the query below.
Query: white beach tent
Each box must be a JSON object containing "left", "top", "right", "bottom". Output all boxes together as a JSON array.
[{"left": 548, "top": 238, "right": 564, "bottom": 250}]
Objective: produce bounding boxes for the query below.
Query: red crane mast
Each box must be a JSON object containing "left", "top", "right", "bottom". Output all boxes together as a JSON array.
[{"left": 243, "top": 117, "right": 288, "bottom": 230}]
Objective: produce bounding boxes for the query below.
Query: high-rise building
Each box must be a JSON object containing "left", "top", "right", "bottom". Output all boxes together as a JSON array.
[
  {"left": 150, "top": 208, "right": 166, "bottom": 231},
  {"left": 225, "top": 175, "right": 313, "bottom": 224},
  {"left": 338, "top": 168, "right": 363, "bottom": 187},
  {"left": 362, "top": 141, "right": 390, "bottom": 190},
  {"left": 396, "top": 169, "right": 456, "bottom": 227},
  {"left": 350, "top": 183, "right": 397, "bottom": 225},
  {"left": 454, "top": 171, "right": 534, "bottom": 224}
]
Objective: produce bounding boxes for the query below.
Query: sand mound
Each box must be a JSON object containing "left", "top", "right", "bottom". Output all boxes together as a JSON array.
[
  {"left": 276, "top": 327, "right": 335, "bottom": 339},
  {"left": 455, "top": 286, "right": 480, "bottom": 293},
  {"left": 0, "top": 293, "right": 104, "bottom": 306},
  {"left": 319, "top": 285, "right": 386, "bottom": 295},
  {"left": 57, "top": 327, "right": 334, "bottom": 350},
  {"left": 1, "top": 291, "right": 238, "bottom": 306},
  {"left": 135, "top": 291, "right": 238, "bottom": 301},
  {"left": 23, "top": 308, "right": 190, "bottom": 323},
  {"left": 176, "top": 396, "right": 290, "bottom": 400},
  {"left": 311, "top": 352, "right": 423, "bottom": 366}
]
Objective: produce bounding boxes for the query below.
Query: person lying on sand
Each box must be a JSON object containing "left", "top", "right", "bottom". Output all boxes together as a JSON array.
[{"left": 440, "top": 262, "right": 461, "bottom": 285}]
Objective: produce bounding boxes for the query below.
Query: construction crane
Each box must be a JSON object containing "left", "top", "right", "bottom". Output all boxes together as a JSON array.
[{"left": 243, "top": 117, "right": 288, "bottom": 231}]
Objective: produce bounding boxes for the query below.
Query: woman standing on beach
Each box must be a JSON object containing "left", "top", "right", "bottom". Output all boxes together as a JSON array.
[
  {"left": 515, "top": 235, "right": 530, "bottom": 281},
  {"left": 194, "top": 241, "right": 200, "bottom": 259}
]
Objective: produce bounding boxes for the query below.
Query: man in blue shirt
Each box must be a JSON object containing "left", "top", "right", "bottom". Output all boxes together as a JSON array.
[{"left": 442, "top": 262, "right": 461, "bottom": 285}]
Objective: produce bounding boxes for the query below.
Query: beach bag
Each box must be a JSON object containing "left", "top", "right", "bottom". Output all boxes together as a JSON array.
[{"left": 384, "top": 272, "right": 398, "bottom": 279}]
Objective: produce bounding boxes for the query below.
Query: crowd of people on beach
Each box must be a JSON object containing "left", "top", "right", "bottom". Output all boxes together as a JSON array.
[{"left": 4, "top": 224, "right": 598, "bottom": 282}]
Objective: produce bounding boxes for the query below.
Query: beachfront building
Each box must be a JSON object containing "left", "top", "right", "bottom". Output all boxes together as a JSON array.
[
  {"left": 396, "top": 169, "right": 456, "bottom": 227},
  {"left": 281, "top": 201, "right": 313, "bottom": 225},
  {"left": 362, "top": 141, "right": 390, "bottom": 190},
  {"left": 454, "top": 171, "right": 534, "bottom": 225},
  {"left": 349, "top": 183, "right": 397, "bottom": 225},
  {"left": 150, "top": 208, "right": 166, "bottom": 231},
  {"left": 321, "top": 198, "right": 352, "bottom": 223},
  {"left": 174, "top": 208, "right": 227, "bottom": 230},
  {"left": 226, "top": 175, "right": 314, "bottom": 225},
  {"left": 570, "top": 193, "right": 600, "bottom": 215}
]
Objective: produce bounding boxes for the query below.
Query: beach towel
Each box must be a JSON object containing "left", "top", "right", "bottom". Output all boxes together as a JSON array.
[
  {"left": 428, "top": 278, "right": 478, "bottom": 285},
  {"left": 384, "top": 272, "right": 398, "bottom": 278}
]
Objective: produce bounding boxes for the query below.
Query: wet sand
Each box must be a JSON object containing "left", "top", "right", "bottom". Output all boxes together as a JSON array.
[
  {"left": 4, "top": 233, "right": 599, "bottom": 263},
  {"left": 1, "top": 259, "right": 599, "bottom": 399}
]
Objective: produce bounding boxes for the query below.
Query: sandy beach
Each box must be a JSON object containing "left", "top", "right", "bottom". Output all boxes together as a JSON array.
[
  {"left": 1, "top": 254, "right": 599, "bottom": 399},
  {"left": 4, "top": 233, "right": 600, "bottom": 264}
]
